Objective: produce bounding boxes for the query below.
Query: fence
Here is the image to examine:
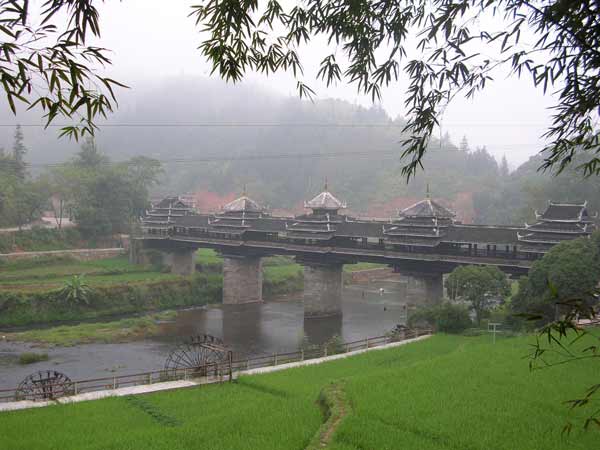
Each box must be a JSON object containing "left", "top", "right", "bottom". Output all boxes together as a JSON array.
[{"left": 0, "top": 327, "right": 431, "bottom": 403}]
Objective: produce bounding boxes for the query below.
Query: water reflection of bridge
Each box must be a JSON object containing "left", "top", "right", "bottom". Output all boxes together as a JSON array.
[{"left": 136, "top": 188, "right": 595, "bottom": 319}]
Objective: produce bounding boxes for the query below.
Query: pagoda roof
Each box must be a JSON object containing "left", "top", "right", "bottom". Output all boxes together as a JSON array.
[
  {"left": 153, "top": 197, "right": 191, "bottom": 210},
  {"left": 223, "top": 195, "right": 263, "bottom": 213},
  {"left": 399, "top": 198, "right": 455, "bottom": 219},
  {"left": 536, "top": 202, "right": 591, "bottom": 222},
  {"left": 304, "top": 190, "right": 346, "bottom": 211}
]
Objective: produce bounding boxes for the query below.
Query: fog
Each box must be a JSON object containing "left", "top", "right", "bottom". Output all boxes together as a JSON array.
[{"left": 0, "top": 0, "right": 557, "bottom": 169}]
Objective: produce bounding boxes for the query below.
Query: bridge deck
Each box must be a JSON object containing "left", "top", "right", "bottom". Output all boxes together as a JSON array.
[{"left": 142, "top": 235, "right": 533, "bottom": 274}]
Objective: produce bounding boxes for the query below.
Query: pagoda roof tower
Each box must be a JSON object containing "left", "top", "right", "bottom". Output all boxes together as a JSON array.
[
  {"left": 208, "top": 188, "right": 265, "bottom": 236},
  {"left": 518, "top": 201, "right": 596, "bottom": 253},
  {"left": 142, "top": 196, "right": 194, "bottom": 231},
  {"left": 222, "top": 195, "right": 263, "bottom": 214},
  {"left": 399, "top": 197, "right": 455, "bottom": 219},
  {"left": 383, "top": 188, "right": 456, "bottom": 248},
  {"left": 286, "top": 182, "right": 347, "bottom": 241},
  {"left": 304, "top": 181, "right": 347, "bottom": 214}
]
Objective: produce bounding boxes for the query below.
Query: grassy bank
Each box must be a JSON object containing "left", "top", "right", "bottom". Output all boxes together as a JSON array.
[
  {"left": 0, "top": 252, "right": 306, "bottom": 328},
  {"left": 1, "top": 333, "right": 597, "bottom": 449},
  {"left": 5, "top": 311, "right": 177, "bottom": 346},
  {"left": 0, "top": 228, "right": 102, "bottom": 253},
  {"left": 0, "top": 256, "right": 177, "bottom": 291},
  {"left": 0, "top": 272, "right": 222, "bottom": 327}
]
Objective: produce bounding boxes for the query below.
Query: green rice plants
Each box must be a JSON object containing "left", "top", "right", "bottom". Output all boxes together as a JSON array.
[{"left": 0, "top": 335, "right": 599, "bottom": 450}]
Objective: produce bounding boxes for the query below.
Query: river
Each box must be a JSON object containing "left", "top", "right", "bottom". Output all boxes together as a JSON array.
[{"left": 0, "top": 278, "right": 417, "bottom": 389}]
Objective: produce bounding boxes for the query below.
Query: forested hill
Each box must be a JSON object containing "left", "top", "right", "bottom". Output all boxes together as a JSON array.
[
  {"left": 85, "top": 77, "right": 507, "bottom": 221},
  {"left": 1, "top": 76, "right": 597, "bottom": 224}
]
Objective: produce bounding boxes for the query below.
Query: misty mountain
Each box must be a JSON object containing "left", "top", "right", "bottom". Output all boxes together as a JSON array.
[{"left": 1, "top": 76, "right": 595, "bottom": 223}]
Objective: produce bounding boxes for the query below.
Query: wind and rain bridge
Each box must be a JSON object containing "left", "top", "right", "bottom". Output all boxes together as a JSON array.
[{"left": 136, "top": 186, "right": 595, "bottom": 318}]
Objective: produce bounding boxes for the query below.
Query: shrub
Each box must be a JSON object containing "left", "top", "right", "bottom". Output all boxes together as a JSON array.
[
  {"left": 324, "top": 335, "right": 345, "bottom": 355},
  {"left": 408, "top": 302, "right": 472, "bottom": 334},
  {"left": 18, "top": 352, "right": 49, "bottom": 365},
  {"left": 0, "top": 228, "right": 85, "bottom": 253}
]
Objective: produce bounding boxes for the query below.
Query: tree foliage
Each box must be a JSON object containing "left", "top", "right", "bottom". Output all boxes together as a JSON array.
[
  {"left": 408, "top": 302, "right": 472, "bottom": 333},
  {"left": 511, "top": 233, "right": 600, "bottom": 325},
  {"left": 446, "top": 265, "right": 510, "bottom": 325},
  {"left": 0, "top": 126, "right": 48, "bottom": 228},
  {"left": 55, "top": 139, "right": 163, "bottom": 238},
  {"left": 0, "top": 1, "right": 598, "bottom": 177},
  {"left": 190, "top": 0, "right": 600, "bottom": 178},
  {"left": 0, "top": 128, "right": 162, "bottom": 235},
  {"left": 0, "top": 1, "right": 127, "bottom": 139}
]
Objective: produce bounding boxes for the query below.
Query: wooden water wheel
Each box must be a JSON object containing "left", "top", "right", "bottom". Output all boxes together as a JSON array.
[
  {"left": 16, "top": 370, "right": 74, "bottom": 401},
  {"left": 164, "top": 334, "right": 230, "bottom": 378}
]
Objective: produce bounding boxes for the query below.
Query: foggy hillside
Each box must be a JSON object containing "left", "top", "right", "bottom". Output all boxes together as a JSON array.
[{"left": 0, "top": 76, "right": 597, "bottom": 223}]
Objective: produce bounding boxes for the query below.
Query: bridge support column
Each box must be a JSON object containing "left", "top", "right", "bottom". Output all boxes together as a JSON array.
[
  {"left": 395, "top": 268, "right": 444, "bottom": 304},
  {"left": 169, "top": 249, "right": 196, "bottom": 276},
  {"left": 222, "top": 255, "right": 263, "bottom": 304},
  {"left": 417, "top": 273, "right": 444, "bottom": 304},
  {"left": 133, "top": 245, "right": 196, "bottom": 276},
  {"left": 303, "top": 263, "right": 343, "bottom": 318}
]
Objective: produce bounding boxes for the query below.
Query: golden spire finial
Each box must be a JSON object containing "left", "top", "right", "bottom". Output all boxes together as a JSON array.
[
  {"left": 242, "top": 183, "right": 247, "bottom": 196},
  {"left": 426, "top": 183, "right": 431, "bottom": 199},
  {"left": 324, "top": 177, "right": 328, "bottom": 192}
]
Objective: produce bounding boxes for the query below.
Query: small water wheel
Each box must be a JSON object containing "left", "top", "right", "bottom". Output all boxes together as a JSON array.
[
  {"left": 16, "top": 370, "right": 74, "bottom": 401},
  {"left": 164, "top": 334, "right": 230, "bottom": 379}
]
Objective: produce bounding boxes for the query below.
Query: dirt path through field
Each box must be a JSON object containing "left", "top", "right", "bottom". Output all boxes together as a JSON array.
[{"left": 306, "top": 382, "right": 350, "bottom": 449}]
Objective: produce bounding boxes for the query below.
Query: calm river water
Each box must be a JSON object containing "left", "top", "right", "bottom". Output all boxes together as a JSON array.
[{"left": 0, "top": 278, "right": 417, "bottom": 389}]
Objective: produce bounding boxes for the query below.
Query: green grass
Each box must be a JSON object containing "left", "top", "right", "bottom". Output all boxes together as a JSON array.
[
  {"left": 6, "top": 311, "right": 177, "bottom": 346},
  {"left": 263, "top": 263, "right": 302, "bottom": 283},
  {"left": 0, "top": 256, "right": 178, "bottom": 291},
  {"left": 18, "top": 352, "right": 49, "bottom": 365},
  {"left": 343, "top": 262, "right": 386, "bottom": 272},
  {"left": 1, "top": 334, "right": 597, "bottom": 450},
  {"left": 195, "top": 248, "right": 222, "bottom": 267}
]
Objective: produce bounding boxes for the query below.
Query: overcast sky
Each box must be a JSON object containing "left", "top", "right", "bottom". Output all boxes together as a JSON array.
[{"left": 23, "top": 0, "right": 558, "bottom": 167}]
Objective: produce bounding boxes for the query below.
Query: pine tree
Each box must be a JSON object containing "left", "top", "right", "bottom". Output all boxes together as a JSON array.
[
  {"left": 12, "top": 124, "right": 27, "bottom": 179},
  {"left": 459, "top": 136, "right": 470, "bottom": 153},
  {"left": 500, "top": 155, "right": 509, "bottom": 178},
  {"left": 75, "top": 137, "right": 108, "bottom": 168}
]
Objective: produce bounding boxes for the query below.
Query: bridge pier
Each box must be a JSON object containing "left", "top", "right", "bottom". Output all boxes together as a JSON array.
[
  {"left": 222, "top": 255, "right": 263, "bottom": 304},
  {"left": 303, "top": 263, "right": 343, "bottom": 318},
  {"left": 419, "top": 273, "right": 444, "bottom": 303},
  {"left": 132, "top": 245, "right": 196, "bottom": 276},
  {"left": 395, "top": 269, "right": 444, "bottom": 304},
  {"left": 167, "top": 249, "right": 197, "bottom": 276}
]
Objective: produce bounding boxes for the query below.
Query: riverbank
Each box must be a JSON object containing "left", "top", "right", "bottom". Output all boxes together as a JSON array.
[
  {"left": 3, "top": 311, "right": 178, "bottom": 346},
  {"left": 1, "top": 333, "right": 597, "bottom": 450},
  {"left": 0, "top": 252, "right": 306, "bottom": 328}
]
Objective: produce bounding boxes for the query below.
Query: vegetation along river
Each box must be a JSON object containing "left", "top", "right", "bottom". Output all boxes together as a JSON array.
[{"left": 0, "top": 279, "right": 415, "bottom": 389}]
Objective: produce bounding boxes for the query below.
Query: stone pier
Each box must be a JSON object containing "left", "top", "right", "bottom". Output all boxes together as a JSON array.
[
  {"left": 133, "top": 245, "right": 196, "bottom": 276},
  {"left": 167, "top": 249, "right": 196, "bottom": 276},
  {"left": 395, "top": 268, "right": 444, "bottom": 304},
  {"left": 222, "top": 255, "right": 263, "bottom": 304},
  {"left": 303, "top": 263, "right": 343, "bottom": 318},
  {"left": 422, "top": 273, "right": 444, "bottom": 303}
]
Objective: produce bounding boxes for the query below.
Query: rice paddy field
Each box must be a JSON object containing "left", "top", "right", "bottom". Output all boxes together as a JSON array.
[{"left": 1, "top": 333, "right": 598, "bottom": 450}]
